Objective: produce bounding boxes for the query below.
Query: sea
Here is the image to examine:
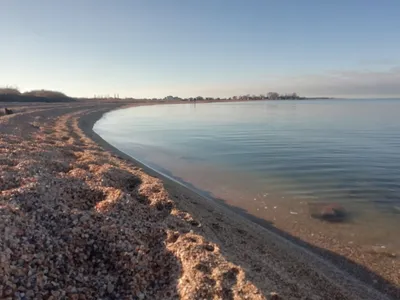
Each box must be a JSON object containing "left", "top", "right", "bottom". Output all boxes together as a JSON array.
[{"left": 94, "top": 99, "right": 400, "bottom": 252}]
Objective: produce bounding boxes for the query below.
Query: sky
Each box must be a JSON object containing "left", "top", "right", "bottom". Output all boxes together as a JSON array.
[{"left": 1, "top": 0, "right": 400, "bottom": 98}]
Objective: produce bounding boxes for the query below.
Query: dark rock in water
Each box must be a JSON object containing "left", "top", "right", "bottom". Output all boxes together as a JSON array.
[
  {"left": 4, "top": 108, "right": 13, "bottom": 115},
  {"left": 311, "top": 203, "right": 347, "bottom": 222}
]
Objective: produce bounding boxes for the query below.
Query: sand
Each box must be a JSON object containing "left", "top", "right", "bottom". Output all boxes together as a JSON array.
[{"left": 0, "top": 100, "right": 397, "bottom": 299}]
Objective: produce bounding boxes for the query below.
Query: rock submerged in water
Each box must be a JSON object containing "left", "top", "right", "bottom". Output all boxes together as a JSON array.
[
  {"left": 310, "top": 203, "right": 347, "bottom": 222},
  {"left": 4, "top": 107, "right": 13, "bottom": 115}
]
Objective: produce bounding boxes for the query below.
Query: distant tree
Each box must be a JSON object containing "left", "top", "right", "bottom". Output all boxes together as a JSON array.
[
  {"left": 267, "top": 92, "right": 279, "bottom": 100},
  {"left": 238, "top": 94, "right": 250, "bottom": 100},
  {"left": 23, "top": 89, "right": 68, "bottom": 98},
  {"left": 0, "top": 86, "right": 21, "bottom": 95}
]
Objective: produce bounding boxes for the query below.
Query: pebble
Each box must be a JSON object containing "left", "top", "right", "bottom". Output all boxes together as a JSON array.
[
  {"left": 107, "top": 282, "right": 114, "bottom": 293},
  {"left": 269, "top": 292, "right": 280, "bottom": 299}
]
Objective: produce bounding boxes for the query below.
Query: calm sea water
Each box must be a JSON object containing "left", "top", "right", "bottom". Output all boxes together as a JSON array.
[{"left": 94, "top": 99, "right": 400, "bottom": 250}]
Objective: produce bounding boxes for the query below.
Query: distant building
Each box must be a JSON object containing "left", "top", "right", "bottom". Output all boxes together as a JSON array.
[{"left": 164, "top": 95, "right": 182, "bottom": 101}]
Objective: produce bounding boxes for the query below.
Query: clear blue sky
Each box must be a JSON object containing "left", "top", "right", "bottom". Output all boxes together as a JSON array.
[{"left": 1, "top": 0, "right": 399, "bottom": 98}]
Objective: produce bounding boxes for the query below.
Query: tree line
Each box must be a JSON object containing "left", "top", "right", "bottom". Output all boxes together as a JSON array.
[{"left": 159, "top": 92, "right": 302, "bottom": 102}]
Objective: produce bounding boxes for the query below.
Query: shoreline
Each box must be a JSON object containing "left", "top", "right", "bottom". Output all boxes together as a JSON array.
[
  {"left": 0, "top": 100, "right": 397, "bottom": 299},
  {"left": 89, "top": 101, "right": 400, "bottom": 288},
  {"left": 80, "top": 102, "right": 397, "bottom": 298}
]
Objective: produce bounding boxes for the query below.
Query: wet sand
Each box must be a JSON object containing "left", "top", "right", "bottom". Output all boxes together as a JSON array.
[{"left": 0, "top": 100, "right": 397, "bottom": 299}]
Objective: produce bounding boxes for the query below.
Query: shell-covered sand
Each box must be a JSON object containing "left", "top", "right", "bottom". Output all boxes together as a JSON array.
[{"left": 0, "top": 101, "right": 396, "bottom": 299}]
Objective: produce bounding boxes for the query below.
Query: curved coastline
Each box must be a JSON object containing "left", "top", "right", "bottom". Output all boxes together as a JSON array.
[
  {"left": 79, "top": 102, "right": 396, "bottom": 299},
  {"left": 0, "top": 100, "right": 396, "bottom": 299}
]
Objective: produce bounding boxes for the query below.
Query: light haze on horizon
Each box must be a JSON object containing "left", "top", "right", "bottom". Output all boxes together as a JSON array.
[{"left": 1, "top": 0, "right": 400, "bottom": 99}]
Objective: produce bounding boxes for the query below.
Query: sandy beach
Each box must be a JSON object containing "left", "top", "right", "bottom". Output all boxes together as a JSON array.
[{"left": 0, "top": 100, "right": 398, "bottom": 299}]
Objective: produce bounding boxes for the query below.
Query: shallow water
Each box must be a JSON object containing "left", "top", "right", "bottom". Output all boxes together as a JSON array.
[{"left": 94, "top": 99, "right": 400, "bottom": 251}]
